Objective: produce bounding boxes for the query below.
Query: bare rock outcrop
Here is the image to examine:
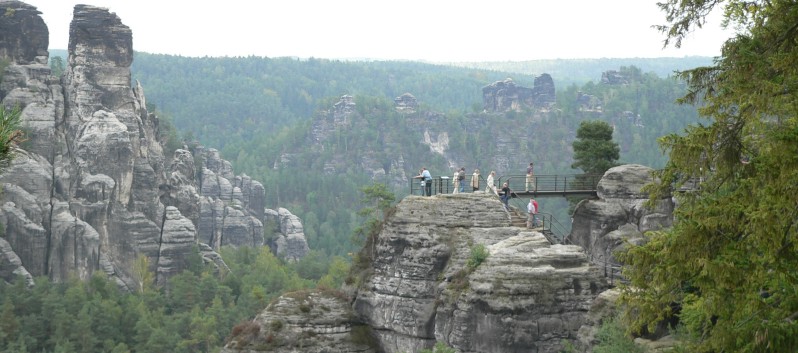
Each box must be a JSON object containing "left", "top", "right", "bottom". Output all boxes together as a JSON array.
[
  {"left": 0, "top": 236, "right": 33, "bottom": 286},
  {"left": 264, "top": 207, "right": 310, "bottom": 261},
  {"left": 353, "top": 193, "right": 608, "bottom": 353},
  {"left": 0, "top": 0, "right": 48, "bottom": 65},
  {"left": 0, "top": 2, "right": 223, "bottom": 288},
  {"left": 222, "top": 289, "right": 376, "bottom": 353},
  {"left": 394, "top": 92, "right": 418, "bottom": 113},
  {"left": 568, "top": 164, "right": 674, "bottom": 280},
  {"left": 222, "top": 194, "right": 607, "bottom": 352},
  {"left": 195, "top": 147, "right": 269, "bottom": 250},
  {"left": 482, "top": 75, "right": 555, "bottom": 113}
]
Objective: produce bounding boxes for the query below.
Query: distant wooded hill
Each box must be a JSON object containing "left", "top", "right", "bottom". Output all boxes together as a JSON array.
[
  {"left": 47, "top": 51, "right": 706, "bottom": 258},
  {"left": 443, "top": 56, "right": 714, "bottom": 86}
]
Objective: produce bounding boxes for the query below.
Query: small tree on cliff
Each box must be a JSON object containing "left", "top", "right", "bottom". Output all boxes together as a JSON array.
[
  {"left": 346, "top": 183, "right": 395, "bottom": 286},
  {"left": 351, "top": 183, "right": 395, "bottom": 247},
  {"left": 0, "top": 105, "right": 24, "bottom": 172},
  {"left": 571, "top": 120, "right": 620, "bottom": 175},
  {"left": 567, "top": 120, "right": 620, "bottom": 213}
]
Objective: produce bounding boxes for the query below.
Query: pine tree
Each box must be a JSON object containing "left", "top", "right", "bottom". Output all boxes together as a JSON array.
[
  {"left": 0, "top": 105, "right": 24, "bottom": 172},
  {"left": 571, "top": 120, "right": 620, "bottom": 175},
  {"left": 619, "top": 1, "right": 798, "bottom": 352}
]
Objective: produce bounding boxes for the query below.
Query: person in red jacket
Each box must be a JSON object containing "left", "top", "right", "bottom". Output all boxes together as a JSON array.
[{"left": 527, "top": 198, "right": 539, "bottom": 228}]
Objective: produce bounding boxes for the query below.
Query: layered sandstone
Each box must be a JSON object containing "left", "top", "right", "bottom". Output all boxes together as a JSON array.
[{"left": 226, "top": 193, "right": 608, "bottom": 352}]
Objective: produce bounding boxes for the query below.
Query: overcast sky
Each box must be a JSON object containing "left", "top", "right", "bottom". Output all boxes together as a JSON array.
[{"left": 25, "top": 0, "right": 734, "bottom": 62}]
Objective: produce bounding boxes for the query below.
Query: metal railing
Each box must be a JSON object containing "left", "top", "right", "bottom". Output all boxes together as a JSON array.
[
  {"left": 409, "top": 175, "right": 489, "bottom": 196},
  {"left": 497, "top": 173, "right": 603, "bottom": 196},
  {"left": 410, "top": 173, "right": 603, "bottom": 197},
  {"left": 537, "top": 212, "right": 570, "bottom": 243}
]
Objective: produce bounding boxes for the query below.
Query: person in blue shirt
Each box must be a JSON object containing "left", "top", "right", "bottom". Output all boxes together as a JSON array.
[{"left": 416, "top": 167, "right": 432, "bottom": 196}]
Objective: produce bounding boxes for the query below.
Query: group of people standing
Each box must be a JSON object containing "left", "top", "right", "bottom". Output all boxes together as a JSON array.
[
  {"left": 452, "top": 167, "right": 481, "bottom": 194},
  {"left": 415, "top": 163, "right": 540, "bottom": 228}
]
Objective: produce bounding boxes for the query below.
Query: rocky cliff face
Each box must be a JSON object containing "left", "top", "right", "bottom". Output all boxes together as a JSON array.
[
  {"left": 355, "top": 193, "right": 608, "bottom": 353},
  {"left": 264, "top": 207, "right": 310, "bottom": 261},
  {"left": 0, "top": 1, "right": 172, "bottom": 288},
  {"left": 569, "top": 164, "right": 674, "bottom": 280},
  {"left": 0, "top": 1, "right": 304, "bottom": 288},
  {"left": 482, "top": 76, "right": 555, "bottom": 113},
  {"left": 224, "top": 193, "right": 609, "bottom": 353},
  {"left": 222, "top": 289, "right": 376, "bottom": 353}
]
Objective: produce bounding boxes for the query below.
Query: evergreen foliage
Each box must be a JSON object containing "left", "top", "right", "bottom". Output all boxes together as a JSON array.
[
  {"left": 593, "top": 317, "right": 646, "bottom": 353},
  {"left": 49, "top": 56, "right": 65, "bottom": 78},
  {"left": 618, "top": 1, "right": 798, "bottom": 352},
  {"left": 419, "top": 341, "right": 457, "bottom": 353},
  {"left": 466, "top": 244, "right": 489, "bottom": 270},
  {"left": 129, "top": 54, "right": 517, "bottom": 149},
  {"left": 125, "top": 54, "right": 705, "bottom": 257},
  {"left": 571, "top": 120, "right": 620, "bottom": 175},
  {"left": 0, "top": 245, "right": 347, "bottom": 353},
  {"left": 0, "top": 105, "right": 24, "bottom": 171}
]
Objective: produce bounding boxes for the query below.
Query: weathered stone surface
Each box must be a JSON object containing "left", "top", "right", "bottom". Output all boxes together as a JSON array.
[
  {"left": 195, "top": 152, "right": 270, "bottom": 251},
  {"left": 0, "top": 1, "right": 276, "bottom": 289},
  {"left": 221, "top": 206, "right": 263, "bottom": 248},
  {"left": 0, "top": 201, "right": 46, "bottom": 276},
  {"left": 577, "top": 288, "right": 620, "bottom": 350},
  {"left": 569, "top": 164, "right": 674, "bottom": 280},
  {"left": 0, "top": 183, "right": 42, "bottom": 225},
  {"left": 0, "top": 1, "right": 48, "bottom": 65},
  {"left": 203, "top": 148, "right": 235, "bottom": 180},
  {"left": 262, "top": 207, "right": 309, "bottom": 261},
  {"left": 601, "top": 70, "right": 629, "bottom": 85},
  {"left": 353, "top": 193, "right": 608, "bottom": 353},
  {"left": 222, "top": 289, "right": 376, "bottom": 353},
  {"left": 394, "top": 92, "right": 418, "bottom": 113},
  {"left": 48, "top": 202, "right": 101, "bottom": 282},
  {"left": 0, "top": 150, "right": 52, "bottom": 206},
  {"left": 596, "top": 164, "right": 655, "bottom": 200},
  {"left": 482, "top": 76, "right": 555, "bottom": 113},
  {"left": 156, "top": 206, "right": 197, "bottom": 286},
  {"left": 0, "top": 236, "right": 33, "bottom": 286},
  {"left": 162, "top": 148, "right": 200, "bottom": 224}
]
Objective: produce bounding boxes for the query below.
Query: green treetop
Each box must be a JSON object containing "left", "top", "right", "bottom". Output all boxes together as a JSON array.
[{"left": 571, "top": 120, "right": 620, "bottom": 175}]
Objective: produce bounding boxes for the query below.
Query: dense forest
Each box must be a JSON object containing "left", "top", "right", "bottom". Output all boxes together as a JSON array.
[
  {"left": 117, "top": 55, "right": 703, "bottom": 260},
  {"left": 0, "top": 247, "right": 349, "bottom": 353},
  {"left": 35, "top": 53, "right": 710, "bottom": 352},
  {"left": 28, "top": 0, "right": 798, "bottom": 351}
]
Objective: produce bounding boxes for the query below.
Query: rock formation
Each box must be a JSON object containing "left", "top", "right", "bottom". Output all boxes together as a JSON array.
[
  {"left": 0, "top": 1, "right": 176, "bottom": 288},
  {"left": 222, "top": 289, "right": 376, "bottom": 353},
  {"left": 354, "top": 193, "right": 608, "bottom": 352},
  {"left": 394, "top": 92, "right": 418, "bottom": 113},
  {"left": 568, "top": 164, "right": 674, "bottom": 281},
  {"left": 482, "top": 75, "right": 555, "bottom": 113},
  {"left": 600, "top": 70, "right": 629, "bottom": 85},
  {"left": 0, "top": 1, "right": 301, "bottom": 288},
  {"left": 158, "top": 143, "right": 305, "bottom": 261},
  {"left": 225, "top": 193, "right": 609, "bottom": 352},
  {"left": 264, "top": 207, "right": 310, "bottom": 261}
]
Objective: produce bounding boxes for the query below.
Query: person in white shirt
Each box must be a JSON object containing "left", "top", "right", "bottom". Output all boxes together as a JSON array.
[
  {"left": 485, "top": 171, "right": 498, "bottom": 196},
  {"left": 470, "top": 169, "right": 480, "bottom": 191},
  {"left": 527, "top": 198, "right": 537, "bottom": 228},
  {"left": 452, "top": 169, "right": 460, "bottom": 194}
]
